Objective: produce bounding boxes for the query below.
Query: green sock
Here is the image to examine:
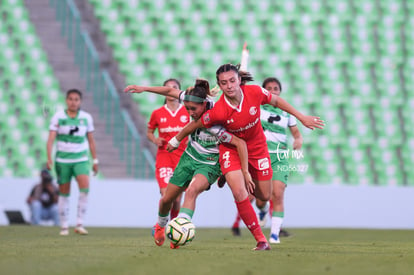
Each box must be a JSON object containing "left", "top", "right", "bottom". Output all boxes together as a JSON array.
[
  {"left": 178, "top": 208, "right": 194, "bottom": 220},
  {"left": 272, "top": 211, "right": 284, "bottom": 218}
]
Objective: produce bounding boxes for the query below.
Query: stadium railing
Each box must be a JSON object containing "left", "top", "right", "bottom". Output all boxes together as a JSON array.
[{"left": 49, "top": 0, "right": 155, "bottom": 178}]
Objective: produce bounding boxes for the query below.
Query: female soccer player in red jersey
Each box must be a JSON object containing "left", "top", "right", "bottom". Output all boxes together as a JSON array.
[
  {"left": 147, "top": 79, "right": 190, "bottom": 219},
  {"left": 125, "top": 80, "right": 263, "bottom": 250},
  {"left": 173, "top": 64, "right": 324, "bottom": 249}
]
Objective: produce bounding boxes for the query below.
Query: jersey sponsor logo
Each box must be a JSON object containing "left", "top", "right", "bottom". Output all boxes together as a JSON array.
[
  {"left": 180, "top": 115, "right": 189, "bottom": 123},
  {"left": 258, "top": 157, "right": 270, "bottom": 170},
  {"left": 249, "top": 106, "right": 257, "bottom": 116},
  {"left": 203, "top": 113, "right": 210, "bottom": 123},
  {"left": 69, "top": 126, "right": 79, "bottom": 135},
  {"left": 268, "top": 114, "right": 281, "bottom": 123},
  {"left": 230, "top": 117, "right": 259, "bottom": 133},
  {"left": 159, "top": 126, "right": 184, "bottom": 133}
]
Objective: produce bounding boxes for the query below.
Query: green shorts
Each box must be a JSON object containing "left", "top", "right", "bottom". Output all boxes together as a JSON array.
[
  {"left": 55, "top": 161, "right": 90, "bottom": 184},
  {"left": 170, "top": 153, "right": 221, "bottom": 188},
  {"left": 270, "top": 153, "right": 289, "bottom": 184}
]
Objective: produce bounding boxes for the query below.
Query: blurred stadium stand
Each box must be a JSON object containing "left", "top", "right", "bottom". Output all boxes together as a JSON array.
[
  {"left": 0, "top": 0, "right": 412, "bottom": 185},
  {"left": 1, "top": 0, "right": 154, "bottom": 178}
]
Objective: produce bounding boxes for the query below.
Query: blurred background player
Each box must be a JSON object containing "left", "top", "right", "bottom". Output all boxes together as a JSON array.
[
  {"left": 147, "top": 78, "right": 190, "bottom": 220},
  {"left": 46, "top": 89, "right": 98, "bottom": 236},
  {"left": 256, "top": 76, "right": 303, "bottom": 243},
  {"left": 26, "top": 169, "right": 59, "bottom": 226},
  {"left": 125, "top": 79, "right": 256, "bottom": 250}
]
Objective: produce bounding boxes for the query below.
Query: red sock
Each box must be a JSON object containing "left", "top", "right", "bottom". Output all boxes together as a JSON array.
[
  {"left": 236, "top": 197, "right": 267, "bottom": 243},
  {"left": 232, "top": 213, "right": 242, "bottom": 228},
  {"left": 170, "top": 208, "right": 179, "bottom": 219},
  {"left": 269, "top": 199, "right": 274, "bottom": 217}
]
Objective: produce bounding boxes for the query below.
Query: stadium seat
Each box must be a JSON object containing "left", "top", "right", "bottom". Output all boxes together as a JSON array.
[
  {"left": 86, "top": 0, "right": 412, "bottom": 186},
  {"left": 0, "top": 0, "right": 65, "bottom": 177}
]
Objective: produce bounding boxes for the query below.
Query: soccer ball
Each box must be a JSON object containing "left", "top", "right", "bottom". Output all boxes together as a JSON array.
[{"left": 166, "top": 217, "right": 196, "bottom": 246}]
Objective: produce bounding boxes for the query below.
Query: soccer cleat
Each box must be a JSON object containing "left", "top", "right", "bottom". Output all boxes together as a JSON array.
[
  {"left": 74, "top": 225, "right": 88, "bottom": 235},
  {"left": 59, "top": 228, "right": 69, "bottom": 236},
  {"left": 258, "top": 210, "right": 268, "bottom": 227},
  {"left": 170, "top": 242, "right": 180, "bottom": 249},
  {"left": 279, "top": 229, "right": 291, "bottom": 237},
  {"left": 253, "top": 241, "right": 271, "bottom": 251},
  {"left": 154, "top": 223, "right": 165, "bottom": 246},
  {"left": 269, "top": 233, "right": 280, "bottom": 244},
  {"left": 231, "top": 226, "right": 241, "bottom": 236}
]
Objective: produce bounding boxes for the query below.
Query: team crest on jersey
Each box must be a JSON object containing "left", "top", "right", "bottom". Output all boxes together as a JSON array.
[
  {"left": 180, "top": 115, "right": 188, "bottom": 123},
  {"left": 203, "top": 113, "right": 210, "bottom": 123},
  {"left": 249, "top": 106, "right": 257, "bottom": 115},
  {"left": 258, "top": 157, "right": 270, "bottom": 170}
]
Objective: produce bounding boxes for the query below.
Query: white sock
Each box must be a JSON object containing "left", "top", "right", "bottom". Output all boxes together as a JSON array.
[
  {"left": 271, "top": 216, "right": 283, "bottom": 236},
  {"left": 77, "top": 192, "right": 88, "bottom": 226},
  {"left": 178, "top": 212, "right": 192, "bottom": 221},
  {"left": 58, "top": 195, "right": 70, "bottom": 229},
  {"left": 158, "top": 215, "right": 169, "bottom": 227}
]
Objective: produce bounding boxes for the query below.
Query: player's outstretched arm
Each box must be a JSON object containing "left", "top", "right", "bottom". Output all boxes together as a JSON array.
[
  {"left": 230, "top": 135, "right": 255, "bottom": 194},
  {"left": 124, "top": 85, "right": 181, "bottom": 99},
  {"left": 269, "top": 95, "right": 324, "bottom": 130}
]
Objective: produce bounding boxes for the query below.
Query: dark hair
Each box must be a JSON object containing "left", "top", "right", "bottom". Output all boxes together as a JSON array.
[
  {"left": 66, "top": 89, "right": 82, "bottom": 99},
  {"left": 262, "top": 77, "right": 282, "bottom": 92},
  {"left": 185, "top": 79, "right": 211, "bottom": 102},
  {"left": 163, "top": 78, "right": 181, "bottom": 90},
  {"left": 215, "top": 63, "right": 254, "bottom": 84}
]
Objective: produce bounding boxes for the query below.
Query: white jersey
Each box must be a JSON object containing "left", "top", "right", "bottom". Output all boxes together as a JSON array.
[
  {"left": 49, "top": 110, "right": 94, "bottom": 163},
  {"left": 261, "top": 105, "right": 297, "bottom": 153}
]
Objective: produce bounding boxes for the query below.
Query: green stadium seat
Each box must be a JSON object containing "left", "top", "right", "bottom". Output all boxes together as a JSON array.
[
  {"left": 86, "top": 0, "right": 411, "bottom": 186},
  {"left": 325, "top": 0, "right": 353, "bottom": 22}
]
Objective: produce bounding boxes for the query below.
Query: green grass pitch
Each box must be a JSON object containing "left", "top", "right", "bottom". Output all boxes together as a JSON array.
[{"left": 1, "top": 226, "right": 413, "bottom": 275}]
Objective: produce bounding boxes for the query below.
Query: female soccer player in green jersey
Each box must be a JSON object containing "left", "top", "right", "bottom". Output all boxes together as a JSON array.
[
  {"left": 46, "top": 89, "right": 98, "bottom": 236},
  {"left": 124, "top": 80, "right": 271, "bottom": 250}
]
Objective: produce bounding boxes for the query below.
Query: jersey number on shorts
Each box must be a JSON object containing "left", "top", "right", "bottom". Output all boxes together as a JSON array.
[{"left": 159, "top": 167, "right": 173, "bottom": 183}]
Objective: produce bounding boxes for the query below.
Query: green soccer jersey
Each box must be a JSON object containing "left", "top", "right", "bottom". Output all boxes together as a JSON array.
[
  {"left": 184, "top": 125, "right": 232, "bottom": 165},
  {"left": 260, "top": 104, "right": 297, "bottom": 153},
  {"left": 49, "top": 110, "right": 94, "bottom": 163}
]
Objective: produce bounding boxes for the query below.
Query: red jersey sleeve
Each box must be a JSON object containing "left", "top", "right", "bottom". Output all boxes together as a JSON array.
[
  {"left": 200, "top": 107, "right": 226, "bottom": 129},
  {"left": 258, "top": 86, "right": 272, "bottom": 105},
  {"left": 147, "top": 110, "right": 158, "bottom": 130}
]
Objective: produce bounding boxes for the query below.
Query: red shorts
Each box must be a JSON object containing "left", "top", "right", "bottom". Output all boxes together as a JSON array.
[
  {"left": 219, "top": 147, "right": 273, "bottom": 181},
  {"left": 155, "top": 150, "right": 183, "bottom": 189}
]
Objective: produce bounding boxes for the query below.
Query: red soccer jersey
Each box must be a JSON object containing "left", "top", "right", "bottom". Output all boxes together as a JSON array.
[
  {"left": 148, "top": 104, "right": 189, "bottom": 155},
  {"left": 201, "top": 85, "right": 272, "bottom": 158}
]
